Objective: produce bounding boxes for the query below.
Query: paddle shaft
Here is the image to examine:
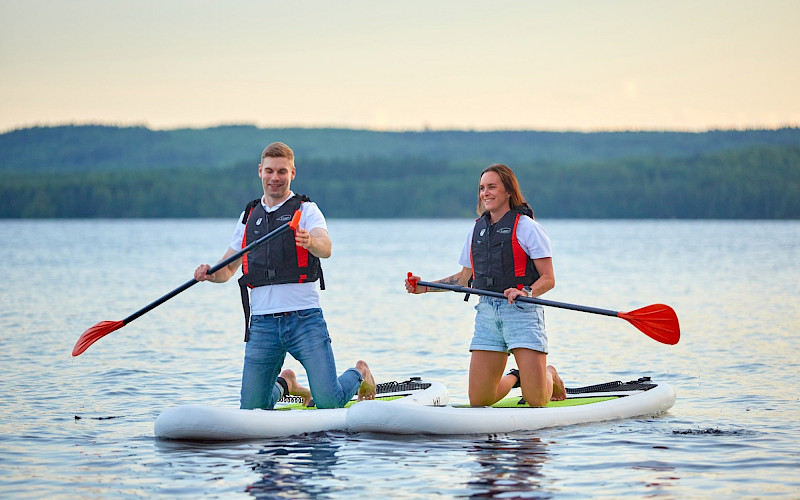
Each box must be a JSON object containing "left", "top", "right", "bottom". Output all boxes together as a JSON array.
[
  {"left": 415, "top": 280, "right": 620, "bottom": 318},
  {"left": 122, "top": 216, "right": 297, "bottom": 325}
]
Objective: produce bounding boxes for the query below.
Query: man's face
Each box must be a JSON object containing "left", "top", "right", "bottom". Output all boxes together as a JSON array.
[{"left": 258, "top": 156, "right": 295, "bottom": 203}]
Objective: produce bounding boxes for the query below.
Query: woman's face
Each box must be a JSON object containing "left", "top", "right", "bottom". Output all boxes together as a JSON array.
[{"left": 479, "top": 171, "right": 511, "bottom": 214}]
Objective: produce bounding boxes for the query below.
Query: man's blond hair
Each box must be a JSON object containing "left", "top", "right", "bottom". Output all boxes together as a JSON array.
[{"left": 260, "top": 142, "right": 294, "bottom": 167}]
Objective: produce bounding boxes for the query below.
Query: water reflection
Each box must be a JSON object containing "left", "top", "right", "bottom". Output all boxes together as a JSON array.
[
  {"left": 245, "top": 435, "right": 341, "bottom": 499},
  {"left": 465, "top": 435, "right": 550, "bottom": 498}
]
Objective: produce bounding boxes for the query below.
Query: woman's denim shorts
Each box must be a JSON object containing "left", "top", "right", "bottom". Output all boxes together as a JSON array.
[{"left": 469, "top": 295, "right": 548, "bottom": 354}]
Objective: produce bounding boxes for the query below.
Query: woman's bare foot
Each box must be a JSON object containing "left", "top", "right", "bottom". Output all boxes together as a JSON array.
[
  {"left": 548, "top": 365, "right": 567, "bottom": 401},
  {"left": 355, "top": 360, "right": 376, "bottom": 400},
  {"left": 279, "top": 369, "right": 313, "bottom": 406}
]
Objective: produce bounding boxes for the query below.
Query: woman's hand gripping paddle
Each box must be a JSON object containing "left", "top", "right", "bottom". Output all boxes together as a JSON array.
[
  {"left": 71, "top": 210, "right": 302, "bottom": 356},
  {"left": 406, "top": 272, "right": 680, "bottom": 345}
]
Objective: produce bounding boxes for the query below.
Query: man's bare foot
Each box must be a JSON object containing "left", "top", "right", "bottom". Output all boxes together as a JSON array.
[
  {"left": 549, "top": 365, "right": 567, "bottom": 401},
  {"left": 279, "top": 369, "right": 313, "bottom": 406},
  {"left": 355, "top": 360, "right": 376, "bottom": 401}
]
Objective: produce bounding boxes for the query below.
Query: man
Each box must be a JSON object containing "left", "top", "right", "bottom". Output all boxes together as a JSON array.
[{"left": 194, "top": 142, "right": 376, "bottom": 409}]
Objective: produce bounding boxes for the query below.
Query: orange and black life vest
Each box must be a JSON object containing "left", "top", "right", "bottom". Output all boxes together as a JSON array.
[
  {"left": 237, "top": 194, "right": 323, "bottom": 289},
  {"left": 470, "top": 206, "right": 539, "bottom": 293},
  {"left": 237, "top": 194, "right": 324, "bottom": 341}
]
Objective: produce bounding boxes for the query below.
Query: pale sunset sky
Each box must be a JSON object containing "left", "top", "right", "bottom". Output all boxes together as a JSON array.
[{"left": 1, "top": 0, "right": 798, "bottom": 132}]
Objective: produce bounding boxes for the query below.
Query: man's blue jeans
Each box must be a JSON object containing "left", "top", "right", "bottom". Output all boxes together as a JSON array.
[{"left": 240, "top": 308, "right": 363, "bottom": 410}]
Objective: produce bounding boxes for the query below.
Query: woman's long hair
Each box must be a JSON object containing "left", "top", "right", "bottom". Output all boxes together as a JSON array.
[{"left": 476, "top": 164, "right": 533, "bottom": 218}]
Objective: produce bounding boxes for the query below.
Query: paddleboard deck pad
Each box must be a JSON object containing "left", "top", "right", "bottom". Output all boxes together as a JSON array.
[
  {"left": 347, "top": 377, "right": 675, "bottom": 435},
  {"left": 155, "top": 377, "right": 448, "bottom": 440}
]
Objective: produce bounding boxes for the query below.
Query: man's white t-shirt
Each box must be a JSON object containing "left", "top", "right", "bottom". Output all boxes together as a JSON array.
[
  {"left": 458, "top": 215, "right": 551, "bottom": 269},
  {"left": 229, "top": 192, "right": 327, "bottom": 314}
]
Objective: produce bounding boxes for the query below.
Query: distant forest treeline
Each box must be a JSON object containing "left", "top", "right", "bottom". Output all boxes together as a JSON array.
[{"left": 1, "top": 125, "right": 799, "bottom": 218}]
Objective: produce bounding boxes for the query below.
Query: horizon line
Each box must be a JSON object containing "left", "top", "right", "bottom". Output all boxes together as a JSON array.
[{"left": 3, "top": 119, "right": 799, "bottom": 135}]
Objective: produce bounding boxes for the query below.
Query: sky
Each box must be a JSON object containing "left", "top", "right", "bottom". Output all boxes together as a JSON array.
[{"left": 1, "top": 0, "right": 798, "bottom": 133}]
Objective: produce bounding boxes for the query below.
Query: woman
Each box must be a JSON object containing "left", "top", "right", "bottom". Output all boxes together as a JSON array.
[{"left": 406, "top": 164, "right": 565, "bottom": 407}]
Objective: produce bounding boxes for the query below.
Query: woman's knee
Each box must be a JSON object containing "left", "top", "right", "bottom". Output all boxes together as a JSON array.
[
  {"left": 468, "top": 387, "right": 496, "bottom": 407},
  {"left": 521, "top": 386, "right": 549, "bottom": 407}
]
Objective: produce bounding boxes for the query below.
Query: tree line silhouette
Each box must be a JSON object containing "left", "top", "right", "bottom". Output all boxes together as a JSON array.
[{"left": 1, "top": 125, "right": 798, "bottom": 219}]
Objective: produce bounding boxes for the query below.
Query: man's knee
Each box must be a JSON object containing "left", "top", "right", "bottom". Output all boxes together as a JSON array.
[{"left": 310, "top": 394, "right": 341, "bottom": 409}]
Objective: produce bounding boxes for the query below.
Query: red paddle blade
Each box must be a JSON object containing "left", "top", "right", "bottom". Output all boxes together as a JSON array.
[
  {"left": 618, "top": 304, "right": 680, "bottom": 345},
  {"left": 72, "top": 320, "right": 124, "bottom": 356}
]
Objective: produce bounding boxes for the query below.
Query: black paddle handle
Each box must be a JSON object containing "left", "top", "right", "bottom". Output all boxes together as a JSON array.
[
  {"left": 123, "top": 217, "right": 297, "bottom": 325},
  {"left": 415, "top": 280, "right": 619, "bottom": 318}
]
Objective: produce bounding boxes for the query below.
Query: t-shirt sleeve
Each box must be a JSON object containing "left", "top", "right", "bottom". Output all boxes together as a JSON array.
[
  {"left": 458, "top": 226, "right": 475, "bottom": 268},
  {"left": 229, "top": 211, "right": 247, "bottom": 251},
  {"left": 516, "top": 217, "right": 552, "bottom": 259},
  {"left": 300, "top": 202, "right": 327, "bottom": 232}
]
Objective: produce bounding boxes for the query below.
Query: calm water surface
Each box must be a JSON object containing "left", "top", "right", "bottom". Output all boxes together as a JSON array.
[{"left": 0, "top": 219, "right": 798, "bottom": 498}]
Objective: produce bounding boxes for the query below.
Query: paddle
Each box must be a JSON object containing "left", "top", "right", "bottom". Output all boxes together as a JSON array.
[
  {"left": 407, "top": 273, "right": 680, "bottom": 345},
  {"left": 72, "top": 210, "right": 302, "bottom": 356}
]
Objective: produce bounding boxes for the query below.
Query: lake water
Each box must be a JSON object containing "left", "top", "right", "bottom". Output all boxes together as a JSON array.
[{"left": 0, "top": 218, "right": 798, "bottom": 498}]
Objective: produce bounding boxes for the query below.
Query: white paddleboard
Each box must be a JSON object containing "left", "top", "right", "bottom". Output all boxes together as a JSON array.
[
  {"left": 155, "top": 378, "right": 448, "bottom": 440},
  {"left": 347, "top": 377, "right": 675, "bottom": 435}
]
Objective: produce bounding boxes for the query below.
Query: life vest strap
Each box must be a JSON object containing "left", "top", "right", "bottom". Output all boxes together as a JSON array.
[{"left": 240, "top": 282, "right": 252, "bottom": 342}]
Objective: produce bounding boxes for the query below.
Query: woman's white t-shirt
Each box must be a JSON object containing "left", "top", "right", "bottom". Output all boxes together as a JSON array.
[{"left": 458, "top": 215, "right": 551, "bottom": 269}]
